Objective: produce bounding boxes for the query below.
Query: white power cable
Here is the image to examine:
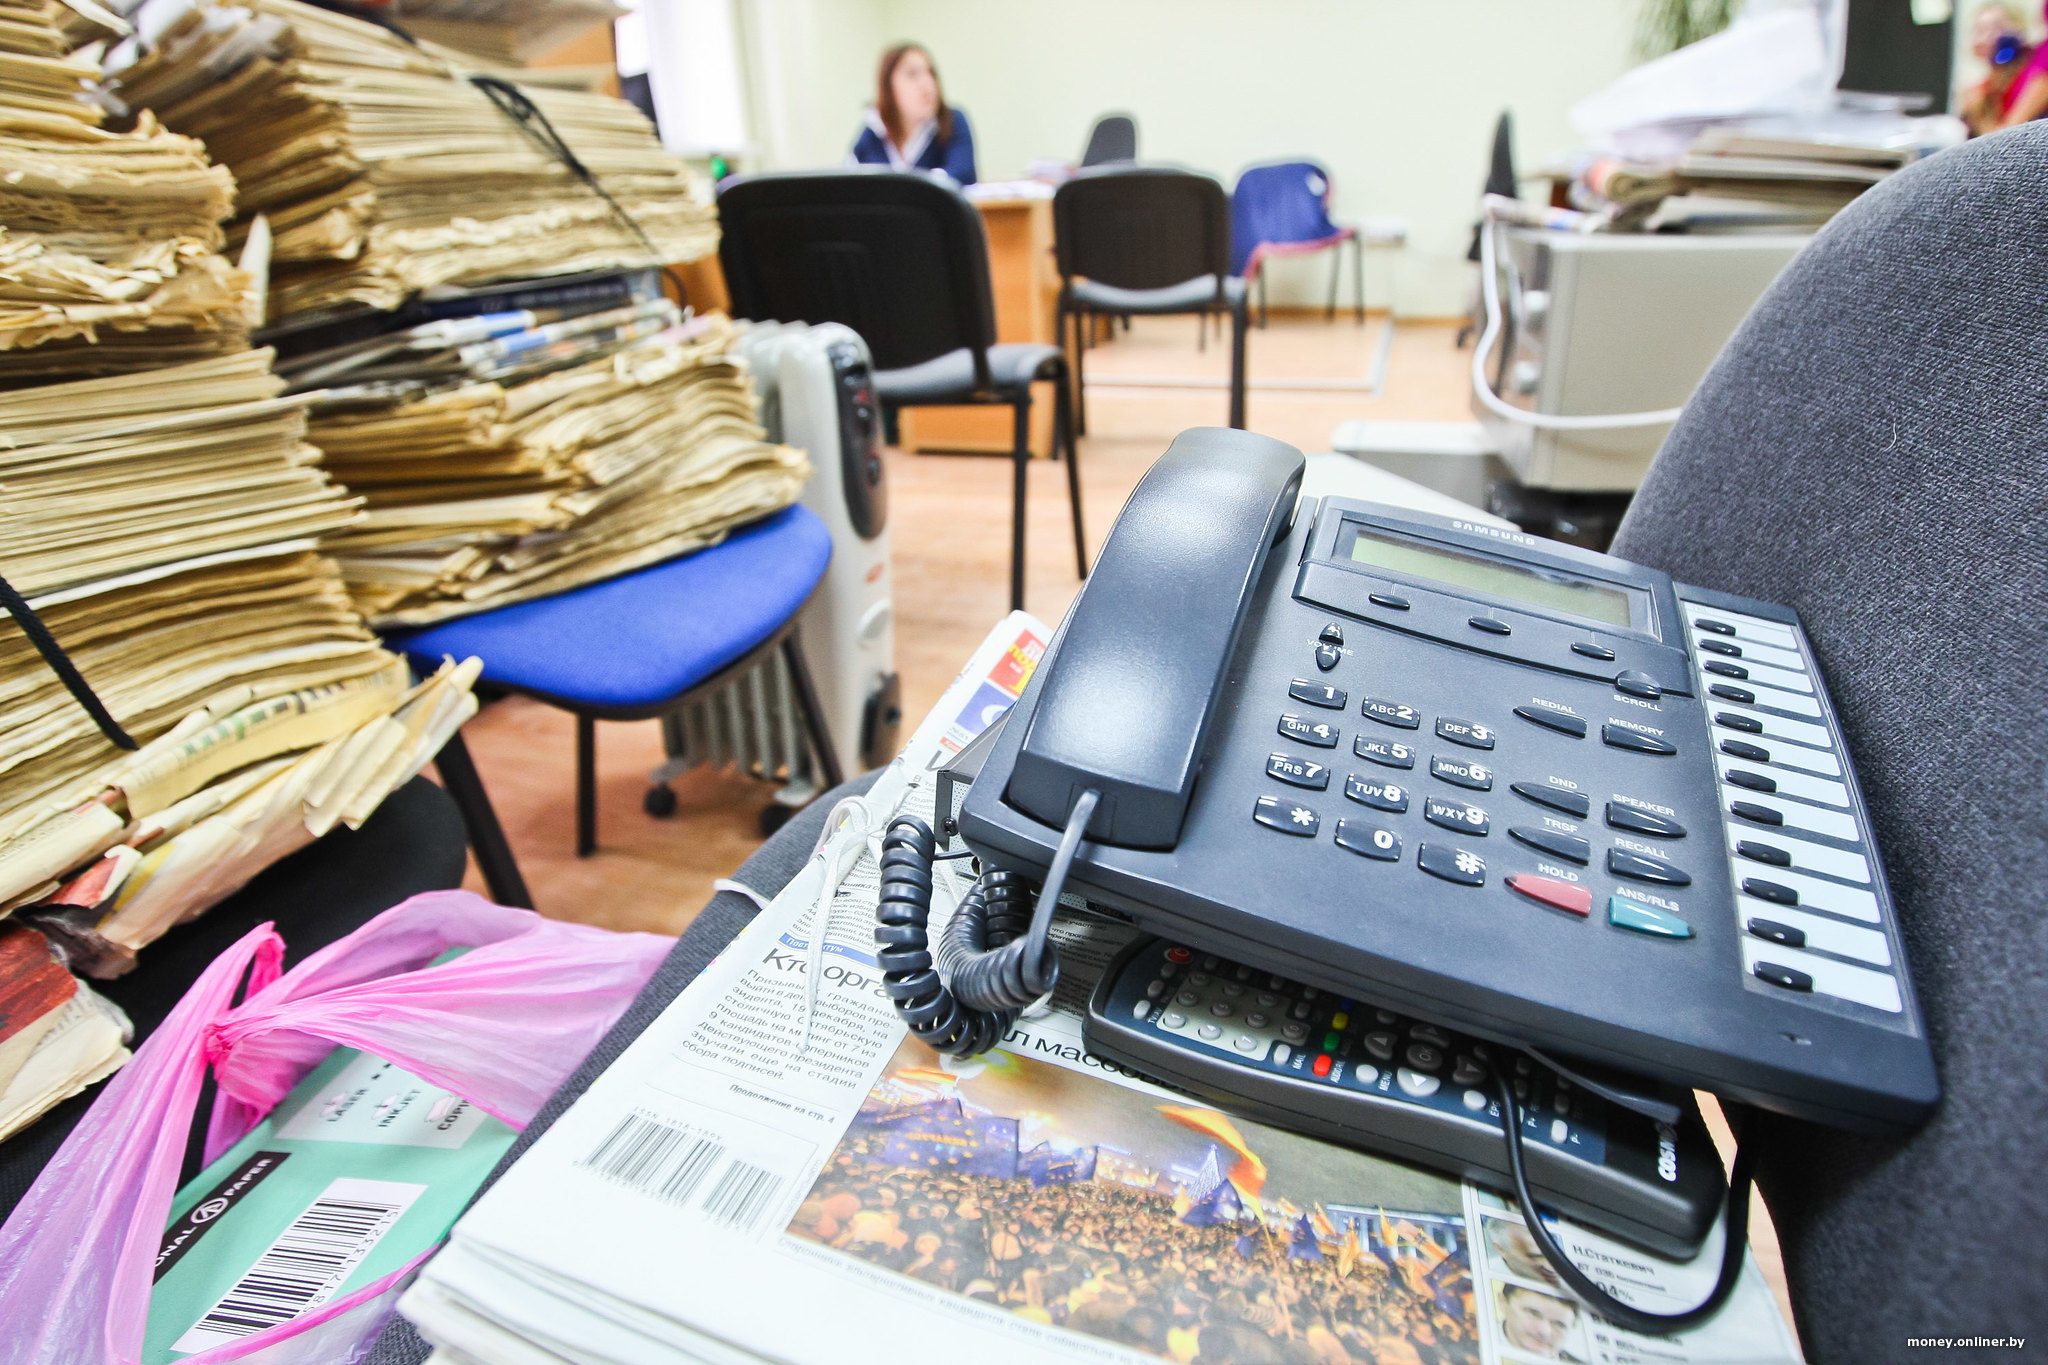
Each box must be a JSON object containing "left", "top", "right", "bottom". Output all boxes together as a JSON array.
[{"left": 1470, "top": 197, "right": 1690, "bottom": 432}]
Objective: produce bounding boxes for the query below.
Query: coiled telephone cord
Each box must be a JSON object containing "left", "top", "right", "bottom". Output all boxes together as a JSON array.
[{"left": 874, "top": 791, "right": 1100, "bottom": 1057}]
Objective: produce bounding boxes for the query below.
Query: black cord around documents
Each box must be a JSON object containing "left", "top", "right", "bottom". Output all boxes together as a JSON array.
[{"left": 0, "top": 573, "right": 136, "bottom": 750}]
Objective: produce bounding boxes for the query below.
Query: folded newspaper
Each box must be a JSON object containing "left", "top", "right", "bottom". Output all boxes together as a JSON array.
[{"left": 398, "top": 615, "right": 1802, "bottom": 1365}]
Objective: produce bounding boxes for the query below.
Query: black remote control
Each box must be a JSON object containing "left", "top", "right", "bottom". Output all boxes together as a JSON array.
[{"left": 1084, "top": 936, "right": 1725, "bottom": 1257}]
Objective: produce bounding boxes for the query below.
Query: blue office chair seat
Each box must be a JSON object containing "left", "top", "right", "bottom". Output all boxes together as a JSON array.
[
  {"left": 1067, "top": 274, "right": 1246, "bottom": 316},
  {"left": 873, "top": 343, "right": 1064, "bottom": 405},
  {"left": 387, "top": 506, "right": 841, "bottom": 856}
]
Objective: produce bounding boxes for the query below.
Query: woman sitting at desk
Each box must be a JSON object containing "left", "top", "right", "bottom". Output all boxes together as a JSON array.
[{"left": 851, "top": 43, "right": 977, "bottom": 186}]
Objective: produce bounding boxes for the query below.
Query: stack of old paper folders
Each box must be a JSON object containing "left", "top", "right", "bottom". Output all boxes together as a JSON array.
[
  {"left": 0, "top": 0, "right": 256, "bottom": 381},
  {"left": 100, "top": 0, "right": 720, "bottom": 320},
  {"left": 0, "top": 351, "right": 482, "bottom": 978},
  {"left": 313, "top": 312, "right": 810, "bottom": 627}
]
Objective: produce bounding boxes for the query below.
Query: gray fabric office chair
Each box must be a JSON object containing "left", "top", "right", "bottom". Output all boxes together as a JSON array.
[{"left": 1611, "top": 124, "right": 2048, "bottom": 1359}]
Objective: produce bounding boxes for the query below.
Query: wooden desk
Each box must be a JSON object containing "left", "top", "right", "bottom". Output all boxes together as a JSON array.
[{"left": 899, "top": 195, "right": 1059, "bottom": 459}]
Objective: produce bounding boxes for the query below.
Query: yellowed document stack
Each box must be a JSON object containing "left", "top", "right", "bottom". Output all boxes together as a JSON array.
[
  {"left": 0, "top": 0, "right": 257, "bottom": 381},
  {"left": 314, "top": 313, "right": 810, "bottom": 627},
  {"left": 101, "top": 0, "right": 719, "bottom": 320}
]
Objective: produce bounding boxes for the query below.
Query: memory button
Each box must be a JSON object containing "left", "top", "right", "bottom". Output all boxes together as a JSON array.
[
  {"left": 1730, "top": 800, "right": 1784, "bottom": 826},
  {"left": 1736, "top": 840, "right": 1793, "bottom": 867},
  {"left": 1601, "top": 724, "right": 1677, "bottom": 756},
  {"left": 1720, "top": 739, "right": 1771, "bottom": 763},
  {"left": 1742, "top": 877, "right": 1798, "bottom": 906}
]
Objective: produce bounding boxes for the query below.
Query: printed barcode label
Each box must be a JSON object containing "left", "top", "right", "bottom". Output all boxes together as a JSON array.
[
  {"left": 579, "top": 1110, "right": 726, "bottom": 1205},
  {"left": 701, "top": 1160, "right": 784, "bottom": 1232},
  {"left": 171, "top": 1176, "right": 425, "bottom": 1354}
]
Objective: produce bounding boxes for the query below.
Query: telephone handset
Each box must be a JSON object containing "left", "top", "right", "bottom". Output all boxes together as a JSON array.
[{"left": 1007, "top": 428, "right": 1305, "bottom": 847}]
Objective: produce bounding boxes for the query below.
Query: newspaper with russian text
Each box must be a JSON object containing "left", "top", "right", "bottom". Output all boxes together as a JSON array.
[{"left": 399, "top": 613, "right": 1801, "bottom": 1365}]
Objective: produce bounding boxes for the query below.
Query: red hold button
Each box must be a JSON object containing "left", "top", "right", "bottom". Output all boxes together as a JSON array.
[
  {"left": 1313, "top": 1053, "right": 1334, "bottom": 1078},
  {"left": 1506, "top": 874, "right": 1593, "bottom": 917}
]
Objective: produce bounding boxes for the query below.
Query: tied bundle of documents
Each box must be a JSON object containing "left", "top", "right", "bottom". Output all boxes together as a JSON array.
[
  {"left": 1574, "top": 128, "right": 1913, "bottom": 233},
  {"left": 313, "top": 312, "right": 810, "bottom": 627},
  {"left": 101, "top": 0, "right": 719, "bottom": 320},
  {"left": 372, "top": 0, "right": 625, "bottom": 68},
  {"left": 0, "top": 921, "right": 129, "bottom": 1141},
  {"left": 0, "top": 0, "right": 255, "bottom": 379}
]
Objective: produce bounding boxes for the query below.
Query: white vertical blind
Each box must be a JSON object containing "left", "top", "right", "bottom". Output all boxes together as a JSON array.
[{"left": 642, "top": 0, "right": 749, "bottom": 155}]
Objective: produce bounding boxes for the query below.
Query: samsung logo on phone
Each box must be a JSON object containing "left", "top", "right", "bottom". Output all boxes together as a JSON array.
[
  {"left": 1656, "top": 1122, "right": 1679, "bottom": 1182},
  {"left": 1450, "top": 520, "right": 1538, "bottom": 546}
]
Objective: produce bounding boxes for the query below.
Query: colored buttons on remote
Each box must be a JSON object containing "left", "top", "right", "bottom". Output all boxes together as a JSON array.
[
  {"left": 1315, "top": 643, "right": 1342, "bottom": 671},
  {"left": 1513, "top": 704, "right": 1587, "bottom": 738},
  {"left": 1417, "top": 842, "right": 1486, "bottom": 886},
  {"left": 1613, "top": 670, "right": 1663, "bottom": 700},
  {"left": 1289, "top": 678, "right": 1347, "bottom": 709},
  {"left": 1607, "top": 848, "right": 1691, "bottom": 886},
  {"left": 1435, "top": 717, "right": 1495, "bottom": 749},
  {"left": 1508, "top": 827, "right": 1590, "bottom": 864},
  {"left": 1605, "top": 803, "right": 1686, "bottom": 838},
  {"left": 1355, "top": 736, "right": 1416, "bottom": 769},
  {"left": 1279, "top": 713, "right": 1340, "bottom": 747},
  {"left": 1510, "top": 782, "right": 1590, "bottom": 819},
  {"left": 1425, "top": 797, "right": 1489, "bottom": 836},
  {"left": 1344, "top": 775, "right": 1408, "bottom": 813},
  {"left": 1571, "top": 641, "right": 1616, "bottom": 661},
  {"left": 1362, "top": 697, "right": 1420, "bottom": 729},
  {"left": 1506, "top": 873, "right": 1593, "bottom": 916},
  {"left": 1602, "top": 723, "right": 1677, "bottom": 756},
  {"left": 1266, "top": 753, "right": 1331, "bottom": 790},
  {"left": 1753, "top": 961, "right": 1814, "bottom": 992},
  {"left": 1254, "top": 795, "right": 1320, "bottom": 837},
  {"left": 1468, "top": 616, "right": 1511, "bottom": 636},
  {"left": 1607, "top": 897, "right": 1693, "bottom": 938},
  {"left": 1429, "top": 755, "right": 1493, "bottom": 790},
  {"left": 1335, "top": 820, "right": 1402, "bottom": 861}
]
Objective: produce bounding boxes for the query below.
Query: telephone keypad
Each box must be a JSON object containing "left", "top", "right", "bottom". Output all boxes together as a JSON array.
[
  {"left": 1429, "top": 754, "right": 1493, "bottom": 790},
  {"left": 1361, "top": 697, "right": 1420, "bottom": 729},
  {"left": 1343, "top": 775, "right": 1407, "bottom": 813},
  {"left": 1266, "top": 753, "right": 1330, "bottom": 790},
  {"left": 1354, "top": 736, "right": 1415, "bottom": 769},
  {"left": 1253, "top": 795, "right": 1320, "bottom": 837},
  {"left": 1435, "top": 716, "right": 1496, "bottom": 749},
  {"left": 1278, "top": 713, "right": 1339, "bottom": 748},
  {"left": 1288, "top": 678, "right": 1347, "bottom": 709},
  {"left": 1334, "top": 819, "right": 1401, "bottom": 861},
  {"left": 1417, "top": 842, "right": 1486, "bottom": 886},
  {"left": 1424, "top": 796, "right": 1489, "bottom": 836}
]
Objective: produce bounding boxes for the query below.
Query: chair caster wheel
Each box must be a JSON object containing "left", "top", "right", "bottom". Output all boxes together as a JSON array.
[
  {"left": 759, "top": 803, "right": 796, "bottom": 836},
  {"left": 643, "top": 784, "right": 678, "bottom": 818}
]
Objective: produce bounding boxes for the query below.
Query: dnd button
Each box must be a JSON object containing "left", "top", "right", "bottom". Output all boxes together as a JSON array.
[
  {"left": 1369, "top": 592, "right": 1410, "bottom": 611},
  {"left": 1724, "top": 769, "right": 1777, "bottom": 793},
  {"left": 1716, "top": 712, "right": 1765, "bottom": 734},
  {"left": 1315, "top": 643, "right": 1342, "bottom": 672},
  {"left": 1605, "top": 803, "right": 1686, "bottom": 838},
  {"left": 1607, "top": 897, "right": 1694, "bottom": 939},
  {"left": 1469, "top": 616, "right": 1512, "bottom": 636},
  {"left": 1513, "top": 704, "right": 1587, "bottom": 738},
  {"left": 1607, "top": 849, "right": 1692, "bottom": 886},
  {"left": 1279, "top": 713, "right": 1340, "bottom": 748},
  {"left": 1254, "top": 796, "right": 1321, "bottom": 837},
  {"left": 1417, "top": 842, "right": 1486, "bottom": 886},
  {"left": 1601, "top": 723, "right": 1678, "bottom": 756},
  {"left": 1709, "top": 683, "right": 1757, "bottom": 704},
  {"left": 1720, "top": 738, "right": 1772, "bottom": 763},
  {"left": 1355, "top": 735, "right": 1417, "bottom": 769},
  {"left": 1344, "top": 775, "right": 1409, "bottom": 813},
  {"left": 1731, "top": 800, "right": 1785, "bottom": 826},
  {"left": 1509, "top": 782, "right": 1590, "bottom": 819},
  {"left": 1362, "top": 697, "right": 1421, "bottom": 729},
  {"left": 1425, "top": 797, "right": 1489, "bottom": 836},
  {"left": 1703, "top": 660, "right": 1750, "bottom": 679},
  {"left": 1267, "top": 753, "right": 1332, "bottom": 790},
  {"left": 1289, "top": 678, "right": 1348, "bottom": 709},
  {"left": 1430, "top": 755, "right": 1494, "bottom": 790},
  {"left": 1747, "top": 917, "right": 1807, "bottom": 948},
  {"left": 1742, "top": 877, "right": 1799, "bottom": 906},
  {"left": 1507, "top": 827, "right": 1590, "bottom": 865},
  {"left": 1320, "top": 623, "right": 1345, "bottom": 645},
  {"left": 1335, "top": 819, "right": 1403, "bottom": 862},
  {"left": 1614, "top": 670, "right": 1664, "bottom": 700},
  {"left": 1506, "top": 874, "right": 1593, "bottom": 916},
  {"left": 1396, "top": 1067, "right": 1443, "bottom": 1098},
  {"left": 1753, "top": 961, "right": 1815, "bottom": 992},
  {"left": 1570, "top": 641, "right": 1617, "bottom": 661},
  {"left": 1435, "top": 717, "right": 1496, "bottom": 750}
]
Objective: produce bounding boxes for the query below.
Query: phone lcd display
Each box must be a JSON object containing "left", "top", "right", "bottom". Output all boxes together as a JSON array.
[{"left": 1343, "top": 524, "right": 1639, "bottom": 628}]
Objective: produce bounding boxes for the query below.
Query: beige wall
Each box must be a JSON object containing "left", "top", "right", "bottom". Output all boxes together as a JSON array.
[{"left": 740, "top": 0, "right": 1642, "bottom": 317}]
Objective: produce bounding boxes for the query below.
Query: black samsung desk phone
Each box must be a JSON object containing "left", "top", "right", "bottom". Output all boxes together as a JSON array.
[{"left": 924, "top": 430, "right": 1936, "bottom": 1279}]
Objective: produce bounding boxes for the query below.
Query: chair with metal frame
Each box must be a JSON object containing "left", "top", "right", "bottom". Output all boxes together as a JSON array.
[
  {"left": 1231, "top": 159, "right": 1366, "bottom": 328},
  {"left": 716, "top": 168, "right": 1086, "bottom": 614},
  {"left": 1053, "top": 165, "right": 1247, "bottom": 434},
  {"left": 386, "top": 505, "right": 842, "bottom": 860}
]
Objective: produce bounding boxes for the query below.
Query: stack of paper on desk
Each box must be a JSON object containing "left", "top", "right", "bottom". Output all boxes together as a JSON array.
[
  {"left": 0, "top": 921, "right": 129, "bottom": 1140},
  {"left": 100, "top": 0, "right": 718, "bottom": 320},
  {"left": 312, "top": 313, "right": 809, "bottom": 628},
  {"left": 0, "top": 0, "right": 253, "bottom": 379}
]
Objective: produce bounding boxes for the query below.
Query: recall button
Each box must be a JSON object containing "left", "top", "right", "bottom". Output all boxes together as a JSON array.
[
  {"left": 1429, "top": 755, "right": 1493, "bottom": 791},
  {"left": 1279, "top": 713, "right": 1340, "bottom": 748},
  {"left": 1254, "top": 796, "right": 1321, "bottom": 837},
  {"left": 1607, "top": 848, "right": 1692, "bottom": 886},
  {"left": 1417, "top": 843, "right": 1486, "bottom": 886},
  {"left": 1513, "top": 704, "right": 1587, "bottom": 738},
  {"left": 1435, "top": 717, "right": 1496, "bottom": 750},
  {"left": 1608, "top": 897, "right": 1693, "bottom": 939},
  {"left": 1601, "top": 723, "right": 1677, "bottom": 756},
  {"left": 1288, "top": 678, "right": 1348, "bottom": 709},
  {"left": 1362, "top": 697, "right": 1421, "bottom": 729},
  {"left": 1266, "top": 753, "right": 1331, "bottom": 790},
  {"left": 1506, "top": 873, "right": 1592, "bottom": 916}
]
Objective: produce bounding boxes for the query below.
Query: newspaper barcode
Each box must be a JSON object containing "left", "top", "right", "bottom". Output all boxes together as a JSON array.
[
  {"left": 701, "top": 1160, "right": 784, "bottom": 1232},
  {"left": 170, "top": 1178, "right": 424, "bottom": 1354},
  {"left": 580, "top": 1110, "right": 726, "bottom": 1205}
]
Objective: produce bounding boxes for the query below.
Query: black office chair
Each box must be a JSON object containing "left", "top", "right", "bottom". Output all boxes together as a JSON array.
[
  {"left": 1079, "top": 112, "right": 1137, "bottom": 166},
  {"left": 1611, "top": 125, "right": 2048, "bottom": 1358},
  {"left": 717, "top": 170, "right": 1086, "bottom": 613},
  {"left": 1054, "top": 165, "right": 1247, "bottom": 434}
]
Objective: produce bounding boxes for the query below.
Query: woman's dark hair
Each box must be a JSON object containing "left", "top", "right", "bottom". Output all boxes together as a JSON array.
[{"left": 876, "top": 43, "right": 953, "bottom": 145}]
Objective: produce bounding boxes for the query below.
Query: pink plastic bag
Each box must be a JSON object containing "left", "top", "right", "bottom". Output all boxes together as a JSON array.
[{"left": 0, "top": 891, "right": 671, "bottom": 1365}]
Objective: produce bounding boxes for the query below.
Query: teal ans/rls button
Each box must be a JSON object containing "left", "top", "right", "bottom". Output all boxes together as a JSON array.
[{"left": 1608, "top": 896, "right": 1693, "bottom": 938}]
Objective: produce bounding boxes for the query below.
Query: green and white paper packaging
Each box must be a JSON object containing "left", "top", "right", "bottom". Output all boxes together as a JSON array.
[{"left": 145, "top": 1046, "right": 517, "bottom": 1362}]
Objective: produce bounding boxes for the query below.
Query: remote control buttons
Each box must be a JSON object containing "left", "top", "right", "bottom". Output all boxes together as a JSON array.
[
  {"left": 1506, "top": 874, "right": 1592, "bottom": 916},
  {"left": 1509, "top": 782, "right": 1590, "bottom": 819},
  {"left": 1397, "top": 1068, "right": 1442, "bottom": 1097},
  {"left": 1607, "top": 897, "right": 1694, "bottom": 939}
]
